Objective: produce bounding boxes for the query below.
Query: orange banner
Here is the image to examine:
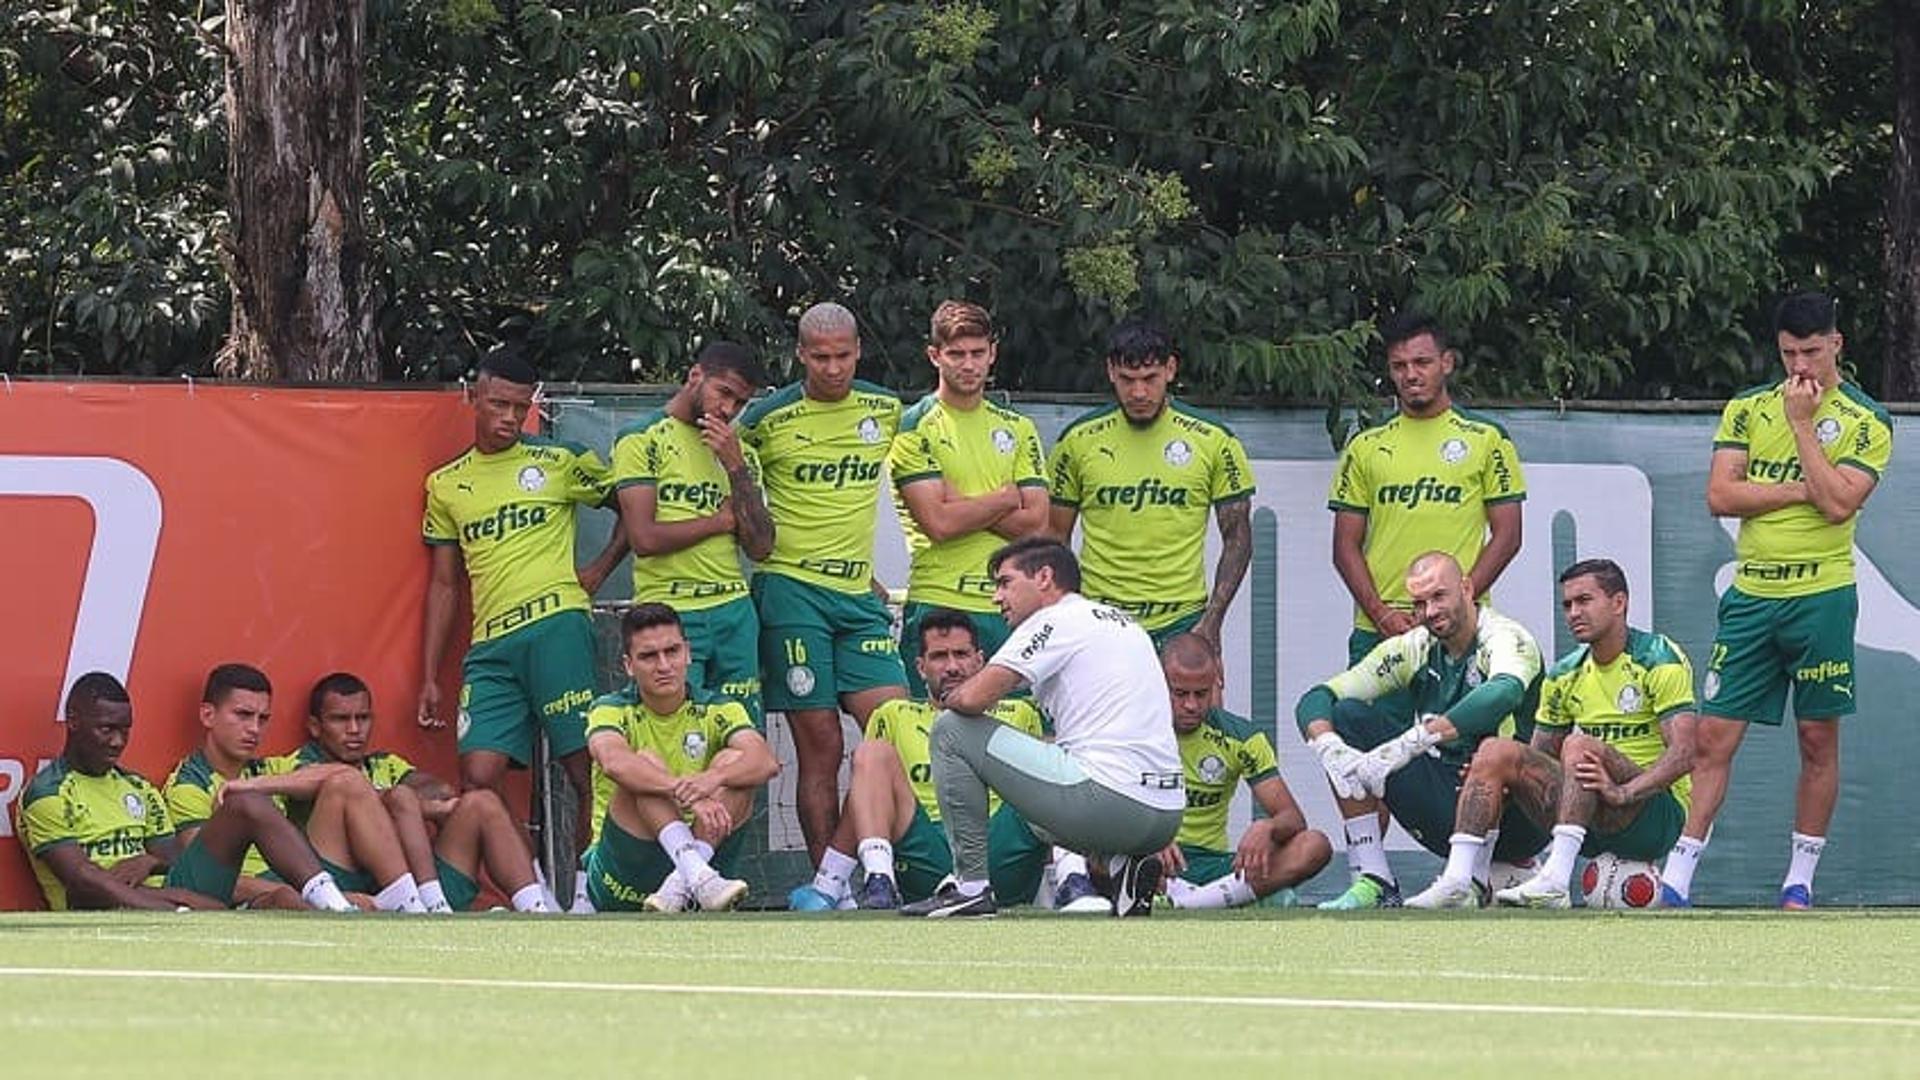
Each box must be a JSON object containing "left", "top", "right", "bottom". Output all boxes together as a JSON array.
[{"left": 0, "top": 382, "right": 476, "bottom": 909}]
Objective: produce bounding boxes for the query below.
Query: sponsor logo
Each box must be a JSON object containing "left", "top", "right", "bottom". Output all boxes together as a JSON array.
[
  {"left": 540, "top": 687, "right": 595, "bottom": 718},
  {"left": 517, "top": 465, "right": 547, "bottom": 492},
  {"left": 1197, "top": 754, "right": 1227, "bottom": 784},
  {"left": 1794, "top": 659, "right": 1852, "bottom": 684},
  {"left": 1091, "top": 477, "right": 1190, "bottom": 511},
  {"left": 793, "top": 455, "right": 883, "bottom": 487},
  {"left": 481, "top": 589, "right": 565, "bottom": 638},
  {"left": 1746, "top": 456, "right": 1805, "bottom": 483},
  {"left": 1740, "top": 559, "right": 1821, "bottom": 582},
  {"left": 1019, "top": 624, "right": 1054, "bottom": 660},
  {"left": 1815, "top": 417, "right": 1842, "bottom": 446},
  {"left": 1439, "top": 438, "right": 1469, "bottom": 465},
  {"left": 1164, "top": 439, "right": 1193, "bottom": 466},
  {"left": 460, "top": 503, "right": 551, "bottom": 543},
  {"left": 1373, "top": 476, "right": 1466, "bottom": 508},
  {"left": 991, "top": 428, "right": 1016, "bottom": 454},
  {"left": 1615, "top": 683, "right": 1643, "bottom": 715},
  {"left": 1187, "top": 789, "right": 1224, "bottom": 808},
  {"left": 1577, "top": 721, "right": 1649, "bottom": 742},
  {"left": 658, "top": 479, "right": 726, "bottom": 513},
  {"left": 786, "top": 665, "right": 817, "bottom": 697},
  {"left": 857, "top": 417, "right": 884, "bottom": 444},
  {"left": 682, "top": 731, "right": 708, "bottom": 760}
]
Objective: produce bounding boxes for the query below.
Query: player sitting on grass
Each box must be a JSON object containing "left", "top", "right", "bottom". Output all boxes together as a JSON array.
[
  {"left": 1298, "top": 552, "right": 1549, "bottom": 909},
  {"left": 1155, "top": 635, "right": 1331, "bottom": 910},
  {"left": 1470, "top": 560, "right": 1697, "bottom": 908},
  {"left": 164, "top": 663, "right": 419, "bottom": 911},
  {"left": 18, "top": 672, "right": 358, "bottom": 912},
  {"left": 231, "top": 672, "right": 553, "bottom": 913},
  {"left": 583, "top": 603, "right": 778, "bottom": 912},
  {"left": 788, "top": 607, "right": 1049, "bottom": 911}
]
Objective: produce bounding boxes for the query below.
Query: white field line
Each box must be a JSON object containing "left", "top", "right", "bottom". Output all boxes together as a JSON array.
[
  {"left": 62, "top": 931, "right": 1920, "bottom": 998},
  {"left": 1, "top": 967, "right": 1917, "bottom": 1030}
]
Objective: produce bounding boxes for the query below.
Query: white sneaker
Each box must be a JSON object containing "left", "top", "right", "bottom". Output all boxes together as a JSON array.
[
  {"left": 692, "top": 870, "right": 749, "bottom": 912},
  {"left": 1493, "top": 873, "right": 1572, "bottom": 909},
  {"left": 643, "top": 871, "right": 693, "bottom": 913},
  {"left": 1404, "top": 875, "right": 1481, "bottom": 910}
]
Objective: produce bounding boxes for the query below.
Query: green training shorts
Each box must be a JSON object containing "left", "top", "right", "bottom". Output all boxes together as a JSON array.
[
  {"left": 1581, "top": 789, "right": 1687, "bottom": 862},
  {"left": 753, "top": 573, "right": 907, "bottom": 711},
  {"left": 1176, "top": 843, "right": 1236, "bottom": 886},
  {"left": 460, "top": 609, "right": 597, "bottom": 765},
  {"left": 680, "top": 596, "right": 764, "bottom": 726},
  {"left": 1701, "top": 585, "right": 1857, "bottom": 724},
  {"left": 583, "top": 814, "right": 742, "bottom": 912},
  {"left": 165, "top": 836, "right": 239, "bottom": 906}
]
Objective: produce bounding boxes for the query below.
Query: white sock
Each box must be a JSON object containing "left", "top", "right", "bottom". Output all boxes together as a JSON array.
[
  {"left": 374, "top": 872, "right": 427, "bottom": 913},
  {"left": 1662, "top": 834, "right": 1707, "bottom": 898},
  {"left": 1785, "top": 832, "right": 1827, "bottom": 891},
  {"left": 814, "top": 846, "right": 858, "bottom": 898},
  {"left": 1053, "top": 847, "right": 1089, "bottom": 881},
  {"left": 693, "top": 840, "right": 715, "bottom": 862},
  {"left": 511, "top": 883, "right": 553, "bottom": 912},
  {"left": 953, "top": 878, "right": 989, "bottom": 897},
  {"left": 1441, "top": 832, "right": 1484, "bottom": 884},
  {"left": 572, "top": 866, "right": 594, "bottom": 911},
  {"left": 857, "top": 837, "right": 896, "bottom": 881},
  {"left": 533, "top": 861, "right": 561, "bottom": 911},
  {"left": 658, "top": 821, "right": 712, "bottom": 883},
  {"left": 1538, "top": 825, "right": 1586, "bottom": 889},
  {"left": 417, "top": 878, "right": 454, "bottom": 913},
  {"left": 1168, "top": 874, "right": 1257, "bottom": 910},
  {"left": 299, "top": 871, "right": 355, "bottom": 913},
  {"left": 1473, "top": 828, "right": 1500, "bottom": 885},
  {"left": 1343, "top": 814, "right": 1394, "bottom": 884}
]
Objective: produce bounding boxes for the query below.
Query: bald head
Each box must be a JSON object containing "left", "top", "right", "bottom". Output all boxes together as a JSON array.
[
  {"left": 1407, "top": 550, "right": 1464, "bottom": 585},
  {"left": 1161, "top": 634, "right": 1220, "bottom": 733},
  {"left": 1160, "top": 633, "right": 1218, "bottom": 675},
  {"left": 1406, "top": 550, "right": 1476, "bottom": 646}
]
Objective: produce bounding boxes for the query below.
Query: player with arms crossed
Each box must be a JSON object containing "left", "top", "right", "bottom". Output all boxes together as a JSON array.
[
  {"left": 1297, "top": 552, "right": 1549, "bottom": 909},
  {"left": 905, "top": 539, "right": 1184, "bottom": 918},
  {"left": 788, "top": 607, "right": 1049, "bottom": 910},
  {"left": 164, "top": 663, "right": 419, "bottom": 911},
  {"left": 1667, "top": 291, "right": 1892, "bottom": 909},
  {"left": 612, "top": 341, "right": 775, "bottom": 720},
  {"left": 738, "top": 303, "right": 908, "bottom": 863},
  {"left": 19, "top": 673, "right": 358, "bottom": 912},
  {"left": 890, "top": 301, "right": 1050, "bottom": 690},
  {"left": 582, "top": 604, "right": 779, "bottom": 912},
  {"left": 1047, "top": 317, "right": 1253, "bottom": 650},
  {"left": 1403, "top": 560, "right": 1697, "bottom": 908},
  {"left": 1155, "top": 634, "right": 1331, "bottom": 910},
  {"left": 239, "top": 673, "right": 552, "bottom": 913},
  {"left": 1329, "top": 312, "right": 1525, "bottom": 679},
  {"left": 417, "top": 351, "right": 625, "bottom": 911}
]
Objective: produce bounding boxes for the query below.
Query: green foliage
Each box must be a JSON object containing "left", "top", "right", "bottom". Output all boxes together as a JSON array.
[{"left": 0, "top": 0, "right": 1898, "bottom": 410}]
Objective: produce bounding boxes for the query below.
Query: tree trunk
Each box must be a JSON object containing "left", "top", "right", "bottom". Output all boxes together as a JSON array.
[
  {"left": 217, "top": 0, "right": 378, "bottom": 381},
  {"left": 1887, "top": 0, "right": 1920, "bottom": 400}
]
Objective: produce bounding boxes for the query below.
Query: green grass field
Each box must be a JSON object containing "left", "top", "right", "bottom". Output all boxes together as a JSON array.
[{"left": 3, "top": 910, "right": 1917, "bottom": 1078}]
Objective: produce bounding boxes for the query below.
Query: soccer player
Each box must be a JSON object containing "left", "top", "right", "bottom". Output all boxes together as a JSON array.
[
  {"left": 738, "top": 303, "right": 908, "bottom": 862},
  {"left": 1328, "top": 312, "right": 1525, "bottom": 670},
  {"left": 1666, "top": 291, "right": 1892, "bottom": 909},
  {"left": 787, "top": 607, "right": 1049, "bottom": 911},
  {"left": 890, "top": 301, "right": 1050, "bottom": 692},
  {"left": 905, "top": 538, "right": 1184, "bottom": 918},
  {"left": 416, "top": 350, "right": 624, "bottom": 911},
  {"left": 163, "top": 663, "right": 419, "bottom": 911},
  {"left": 582, "top": 603, "right": 778, "bottom": 912},
  {"left": 1047, "top": 317, "right": 1253, "bottom": 649},
  {"left": 612, "top": 341, "right": 775, "bottom": 721},
  {"left": 238, "top": 672, "right": 552, "bottom": 913},
  {"left": 1156, "top": 634, "right": 1331, "bottom": 910},
  {"left": 1297, "top": 551, "right": 1548, "bottom": 909},
  {"left": 17, "top": 672, "right": 358, "bottom": 912},
  {"left": 1469, "top": 559, "right": 1698, "bottom": 908}
]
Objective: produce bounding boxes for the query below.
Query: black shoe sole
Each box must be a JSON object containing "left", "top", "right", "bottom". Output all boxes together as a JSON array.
[{"left": 1114, "top": 854, "right": 1163, "bottom": 917}]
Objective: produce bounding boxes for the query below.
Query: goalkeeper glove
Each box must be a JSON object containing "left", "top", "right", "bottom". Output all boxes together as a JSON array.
[{"left": 1310, "top": 732, "right": 1367, "bottom": 800}]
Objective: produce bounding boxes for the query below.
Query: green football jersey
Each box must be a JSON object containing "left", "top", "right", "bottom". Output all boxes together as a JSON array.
[
  {"left": 610, "top": 409, "right": 759, "bottom": 611},
  {"left": 1047, "top": 401, "right": 1254, "bottom": 630},
  {"left": 1537, "top": 628, "right": 1696, "bottom": 809},
  {"left": 1321, "top": 606, "right": 1543, "bottom": 759},
  {"left": 738, "top": 381, "right": 902, "bottom": 594},
  {"left": 162, "top": 748, "right": 274, "bottom": 877},
  {"left": 1327, "top": 407, "right": 1527, "bottom": 630},
  {"left": 269, "top": 741, "right": 417, "bottom": 790},
  {"left": 1176, "top": 708, "right": 1280, "bottom": 851},
  {"left": 584, "top": 687, "right": 757, "bottom": 842},
  {"left": 1712, "top": 381, "right": 1892, "bottom": 599},
  {"left": 424, "top": 435, "right": 613, "bottom": 644},
  {"left": 17, "top": 757, "right": 175, "bottom": 910},
  {"left": 864, "top": 697, "right": 1046, "bottom": 821},
  {"left": 888, "top": 395, "right": 1048, "bottom": 611}
]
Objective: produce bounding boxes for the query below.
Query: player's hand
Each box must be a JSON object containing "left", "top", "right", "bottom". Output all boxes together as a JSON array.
[
  {"left": 344, "top": 892, "right": 379, "bottom": 911},
  {"left": 417, "top": 681, "right": 445, "bottom": 730},
  {"left": 1310, "top": 732, "right": 1367, "bottom": 800},
  {"left": 577, "top": 562, "right": 610, "bottom": 596},
  {"left": 1573, "top": 759, "right": 1632, "bottom": 807},
  {"left": 1232, "top": 821, "right": 1274, "bottom": 881},
  {"left": 688, "top": 798, "right": 733, "bottom": 839},
  {"left": 698, "top": 414, "right": 747, "bottom": 470},
  {"left": 1375, "top": 609, "right": 1417, "bottom": 636},
  {"left": 711, "top": 498, "right": 738, "bottom": 536},
  {"left": 1192, "top": 614, "right": 1224, "bottom": 655},
  {"left": 106, "top": 856, "right": 155, "bottom": 886},
  {"left": 1157, "top": 842, "right": 1186, "bottom": 880},
  {"left": 1783, "top": 373, "right": 1822, "bottom": 424},
  {"left": 214, "top": 777, "right": 254, "bottom": 808},
  {"left": 672, "top": 772, "right": 723, "bottom": 808}
]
